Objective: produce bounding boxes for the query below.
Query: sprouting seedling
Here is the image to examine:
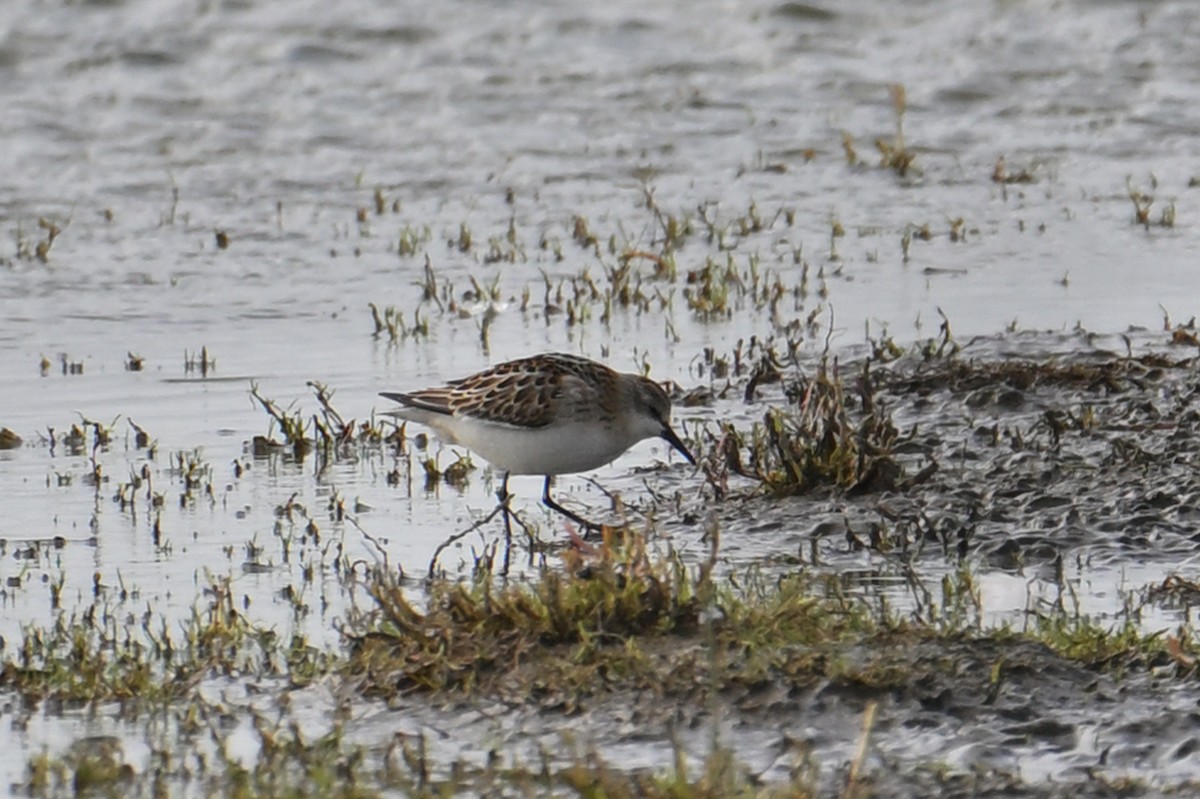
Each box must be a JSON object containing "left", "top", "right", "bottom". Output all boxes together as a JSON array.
[
  {"left": 842, "top": 131, "right": 858, "bottom": 166},
  {"left": 455, "top": 222, "right": 472, "bottom": 252},
  {"left": 829, "top": 217, "right": 845, "bottom": 261}
]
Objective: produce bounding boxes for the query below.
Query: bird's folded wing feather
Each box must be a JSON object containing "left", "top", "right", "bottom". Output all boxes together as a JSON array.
[
  {"left": 456, "top": 371, "right": 598, "bottom": 428},
  {"left": 379, "top": 390, "right": 452, "bottom": 415}
]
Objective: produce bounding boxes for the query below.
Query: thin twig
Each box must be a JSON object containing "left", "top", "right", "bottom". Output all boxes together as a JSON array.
[
  {"left": 842, "top": 700, "right": 878, "bottom": 799},
  {"left": 428, "top": 503, "right": 509, "bottom": 579},
  {"left": 346, "top": 514, "right": 389, "bottom": 570}
]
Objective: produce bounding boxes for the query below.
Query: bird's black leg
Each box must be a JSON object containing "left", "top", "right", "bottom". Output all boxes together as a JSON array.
[
  {"left": 497, "top": 472, "right": 514, "bottom": 550},
  {"left": 542, "top": 475, "right": 602, "bottom": 531}
]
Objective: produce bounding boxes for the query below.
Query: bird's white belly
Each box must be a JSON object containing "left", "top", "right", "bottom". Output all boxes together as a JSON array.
[{"left": 433, "top": 417, "right": 638, "bottom": 475}]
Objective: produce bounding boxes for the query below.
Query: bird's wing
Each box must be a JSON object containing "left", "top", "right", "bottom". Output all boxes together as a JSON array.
[
  {"left": 379, "top": 390, "right": 453, "bottom": 416},
  {"left": 450, "top": 368, "right": 599, "bottom": 428},
  {"left": 380, "top": 354, "right": 608, "bottom": 428}
]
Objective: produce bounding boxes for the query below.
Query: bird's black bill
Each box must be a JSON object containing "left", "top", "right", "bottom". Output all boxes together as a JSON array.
[{"left": 660, "top": 425, "right": 696, "bottom": 465}]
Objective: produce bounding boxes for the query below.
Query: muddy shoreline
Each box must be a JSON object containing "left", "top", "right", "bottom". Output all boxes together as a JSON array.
[{"left": 9, "top": 334, "right": 1200, "bottom": 797}]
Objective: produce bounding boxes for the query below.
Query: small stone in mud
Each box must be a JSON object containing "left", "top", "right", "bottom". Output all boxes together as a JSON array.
[
  {"left": 0, "top": 428, "right": 22, "bottom": 449},
  {"left": 964, "top": 388, "right": 994, "bottom": 408},
  {"left": 995, "top": 388, "right": 1025, "bottom": 408}
]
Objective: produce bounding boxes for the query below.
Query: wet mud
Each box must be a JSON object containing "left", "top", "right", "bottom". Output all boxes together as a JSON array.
[
  {"left": 702, "top": 331, "right": 1200, "bottom": 581},
  {"left": 325, "top": 332, "right": 1200, "bottom": 798}
]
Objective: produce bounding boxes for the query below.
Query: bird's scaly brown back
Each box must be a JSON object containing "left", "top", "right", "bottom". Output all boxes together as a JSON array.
[{"left": 402, "top": 354, "right": 619, "bottom": 428}]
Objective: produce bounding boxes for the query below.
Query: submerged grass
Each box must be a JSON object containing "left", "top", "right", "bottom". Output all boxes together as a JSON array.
[
  {"left": 5, "top": 528, "right": 1192, "bottom": 709},
  {"left": 1025, "top": 612, "right": 1185, "bottom": 675},
  {"left": 21, "top": 729, "right": 821, "bottom": 799},
  {"left": 343, "top": 530, "right": 886, "bottom": 705},
  {"left": 342, "top": 526, "right": 1198, "bottom": 710},
  {"left": 0, "top": 576, "right": 329, "bottom": 704},
  {"left": 6, "top": 526, "right": 1200, "bottom": 797}
]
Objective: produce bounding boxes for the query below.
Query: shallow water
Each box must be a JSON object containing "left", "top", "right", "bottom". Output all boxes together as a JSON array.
[{"left": 4, "top": 0, "right": 1200, "bottom": 792}]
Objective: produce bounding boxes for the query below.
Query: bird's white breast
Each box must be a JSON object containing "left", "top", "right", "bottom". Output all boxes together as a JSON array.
[{"left": 444, "top": 417, "right": 643, "bottom": 475}]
